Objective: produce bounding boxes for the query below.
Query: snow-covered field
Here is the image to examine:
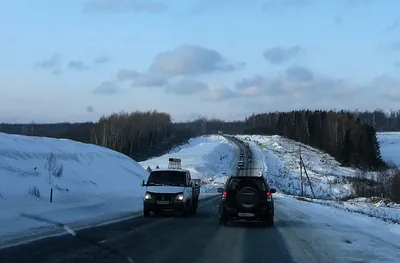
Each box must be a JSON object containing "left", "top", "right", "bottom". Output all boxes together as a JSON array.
[
  {"left": 378, "top": 132, "right": 400, "bottom": 166},
  {"left": 0, "top": 133, "right": 237, "bottom": 247},
  {"left": 236, "top": 133, "right": 400, "bottom": 223}
]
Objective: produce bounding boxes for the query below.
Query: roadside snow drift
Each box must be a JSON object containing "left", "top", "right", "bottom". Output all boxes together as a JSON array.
[
  {"left": 140, "top": 135, "right": 238, "bottom": 194},
  {"left": 0, "top": 132, "right": 149, "bottom": 246},
  {"left": 274, "top": 193, "right": 400, "bottom": 263}
]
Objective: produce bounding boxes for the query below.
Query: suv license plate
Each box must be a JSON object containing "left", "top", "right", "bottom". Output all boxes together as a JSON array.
[
  {"left": 157, "top": 201, "right": 170, "bottom": 205},
  {"left": 238, "top": 212, "right": 255, "bottom": 217}
]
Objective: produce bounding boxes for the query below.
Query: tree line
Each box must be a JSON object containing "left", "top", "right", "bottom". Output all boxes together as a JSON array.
[
  {"left": 244, "top": 110, "right": 385, "bottom": 170},
  {"left": 353, "top": 109, "right": 400, "bottom": 131},
  {"left": 0, "top": 109, "right": 390, "bottom": 168}
]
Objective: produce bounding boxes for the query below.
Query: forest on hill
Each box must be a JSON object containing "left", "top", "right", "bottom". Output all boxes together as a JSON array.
[{"left": 0, "top": 109, "right": 392, "bottom": 170}]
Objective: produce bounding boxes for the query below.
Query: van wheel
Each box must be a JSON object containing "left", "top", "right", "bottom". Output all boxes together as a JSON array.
[
  {"left": 182, "top": 202, "right": 189, "bottom": 217},
  {"left": 143, "top": 210, "right": 150, "bottom": 217},
  {"left": 191, "top": 200, "right": 198, "bottom": 214}
]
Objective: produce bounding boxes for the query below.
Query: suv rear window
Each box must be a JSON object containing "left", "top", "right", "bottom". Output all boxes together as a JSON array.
[{"left": 227, "top": 177, "right": 267, "bottom": 192}]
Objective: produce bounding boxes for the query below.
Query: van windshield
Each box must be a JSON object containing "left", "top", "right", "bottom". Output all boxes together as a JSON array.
[{"left": 147, "top": 171, "right": 186, "bottom": 186}]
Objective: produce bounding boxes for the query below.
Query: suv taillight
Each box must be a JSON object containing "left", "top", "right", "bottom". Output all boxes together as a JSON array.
[
  {"left": 266, "top": 191, "right": 272, "bottom": 202},
  {"left": 222, "top": 191, "right": 227, "bottom": 200}
]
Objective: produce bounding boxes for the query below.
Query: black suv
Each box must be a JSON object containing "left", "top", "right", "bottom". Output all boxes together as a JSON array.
[{"left": 217, "top": 176, "right": 276, "bottom": 226}]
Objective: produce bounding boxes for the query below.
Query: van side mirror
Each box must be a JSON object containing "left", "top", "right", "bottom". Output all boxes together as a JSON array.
[
  {"left": 270, "top": 188, "right": 276, "bottom": 193},
  {"left": 217, "top": 188, "right": 224, "bottom": 193},
  {"left": 141, "top": 180, "right": 145, "bottom": 187}
]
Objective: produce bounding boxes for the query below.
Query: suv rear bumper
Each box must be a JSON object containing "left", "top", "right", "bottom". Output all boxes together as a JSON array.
[{"left": 222, "top": 206, "right": 273, "bottom": 219}]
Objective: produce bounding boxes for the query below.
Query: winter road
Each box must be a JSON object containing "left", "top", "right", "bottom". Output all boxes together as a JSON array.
[{"left": 1, "top": 136, "right": 399, "bottom": 263}]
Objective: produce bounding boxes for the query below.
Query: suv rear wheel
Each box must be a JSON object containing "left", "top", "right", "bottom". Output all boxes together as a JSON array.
[
  {"left": 219, "top": 214, "right": 228, "bottom": 226},
  {"left": 265, "top": 216, "right": 274, "bottom": 226}
]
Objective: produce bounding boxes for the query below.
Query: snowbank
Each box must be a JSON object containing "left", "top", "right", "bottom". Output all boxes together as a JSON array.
[
  {"left": 236, "top": 134, "right": 400, "bottom": 223},
  {"left": 0, "top": 132, "right": 149, "bottom": 246},
  {"left": 294, "top": 196, "right": 400, "bottom": 223},
  {"left": 140, "top": 135, "right": 238, "bottom": 195},
  {"left": 274, "top": 193, "right": 400, "bottom": 262}
]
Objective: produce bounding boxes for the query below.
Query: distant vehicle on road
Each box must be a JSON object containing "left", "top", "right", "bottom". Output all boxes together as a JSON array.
[
  {"left": 217, "top": 175, "right": 276, "bottom": 226},
  {"left": 217, "top": 131, "right": 223, "bottom": 135},
  {"left": 238, "top": 160, "right": 244, "bottom": 170},
  {"left": 141, "top": 158, "right": 200, "bottom": 217}
]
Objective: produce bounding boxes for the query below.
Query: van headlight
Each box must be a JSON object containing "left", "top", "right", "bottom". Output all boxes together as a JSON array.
[
  {"left": 175, "top": 194, "right": 184, "bottom": 201},
  {"left": 144, "top": 192, "right": 152, "bottom": 200}
]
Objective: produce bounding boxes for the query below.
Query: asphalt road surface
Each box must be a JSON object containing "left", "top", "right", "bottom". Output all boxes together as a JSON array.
[
  {"left": 224, "top": 135, "right": 254, "bottom": 176},
  {"left": 1, "top": 135, "right": 397, "bottom": 263},
  {"left": 1, "top": 195, "right": 300, "bottom": 263}
]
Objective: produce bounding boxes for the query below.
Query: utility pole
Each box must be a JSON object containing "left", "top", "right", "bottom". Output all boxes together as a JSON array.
[
  {"left": 300, "top": 155, "right": 316, "bottom": 199},
  {"left": 299, "top": 146, "right": 303, "bottom": 197}
]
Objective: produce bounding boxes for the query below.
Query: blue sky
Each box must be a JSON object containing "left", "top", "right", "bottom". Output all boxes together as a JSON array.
[{"left": 1, "top": 0, "right": 400, "bottom": 123}]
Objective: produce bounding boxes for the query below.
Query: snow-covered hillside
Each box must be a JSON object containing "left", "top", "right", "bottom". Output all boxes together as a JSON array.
[
  {"left": 140, "top": 135, "right": 238, "bottom": 193},
  {"left": 0, "top": 133, "right": 237, "bottom": 247},
  {"left": 378, "top": 132, "right": 400, "bottom": 166},
  {"left": 237, "top": 135, "right": 361, "bottom": 200},
  {"left": 236, "top": 134, "right": 400, "bottom": 223}
]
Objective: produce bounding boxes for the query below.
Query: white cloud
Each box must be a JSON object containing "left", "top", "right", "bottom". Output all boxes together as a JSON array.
[
  {"left": 68, "top": 60, "right": 89, "bottom": 71},
  {"left": 263, "top": 45, "right": 304, "bottom": 65},
  {"left": 150, "top": 45, "right": 241, "bottom": 76},
  {"left": 115, "top": 69, "right": 167, "bottom": 87},
  {"left": 165, "top": 79, "right": 207, "bottom": 95},
  {"left": 202, "top": 85, "right": 237, "bottom": 101},
  {"left": 93, "top": 81, "right": 119, "bottom": 95}
]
